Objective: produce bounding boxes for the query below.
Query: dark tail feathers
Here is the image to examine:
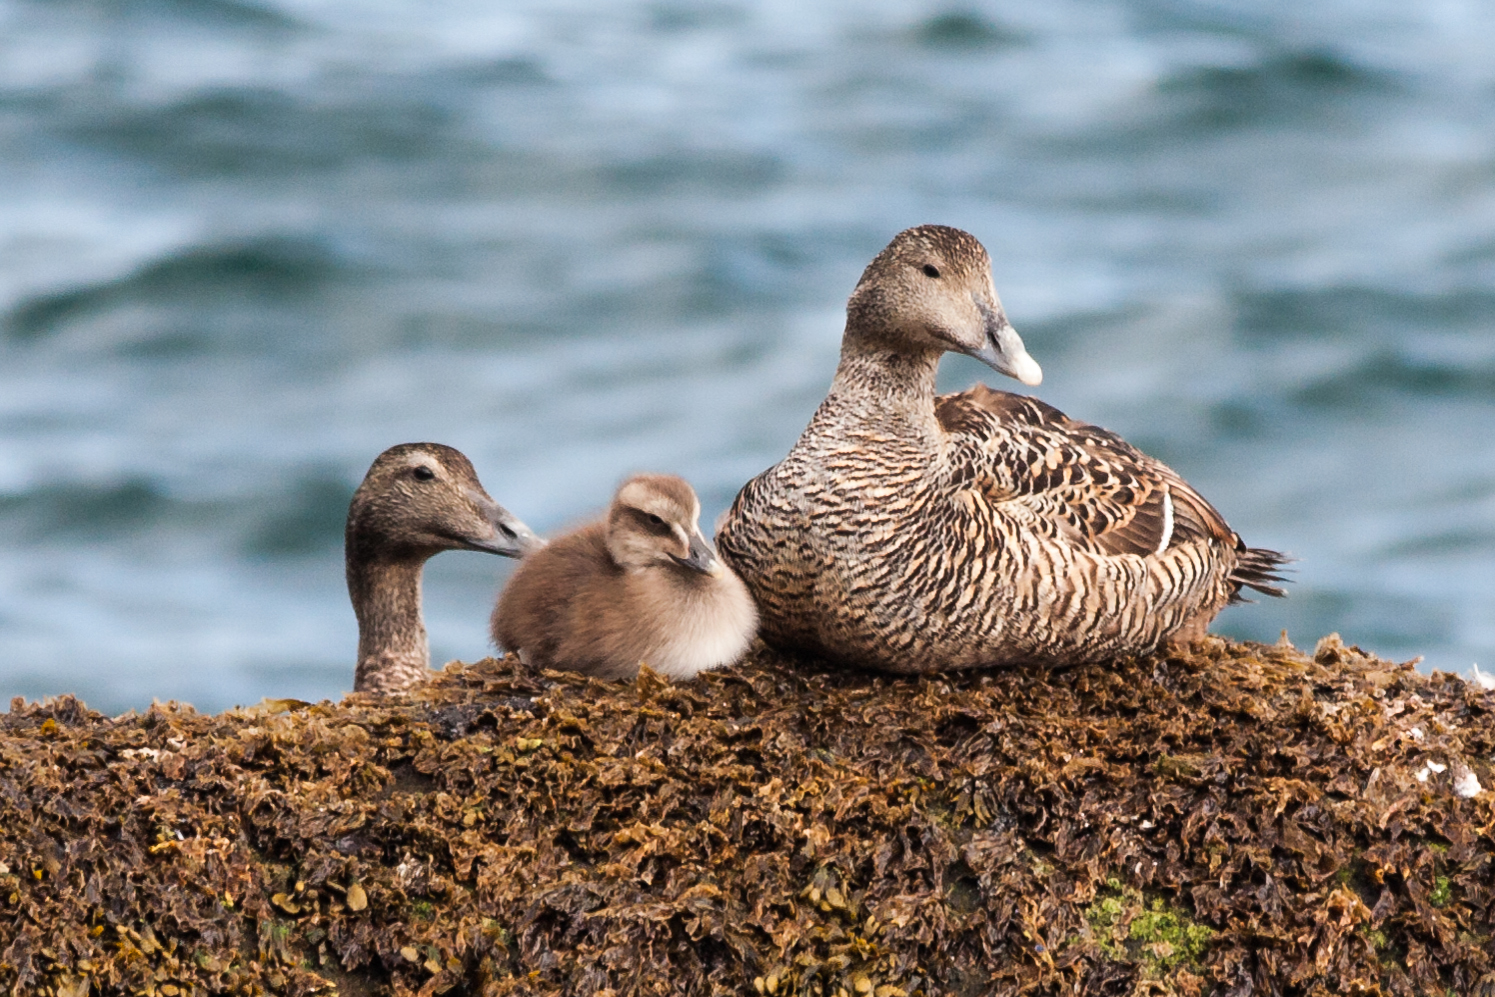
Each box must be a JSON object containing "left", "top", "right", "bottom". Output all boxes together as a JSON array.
[{"left": 1228, "top": 546, "right": 1291, "bottom": 602}]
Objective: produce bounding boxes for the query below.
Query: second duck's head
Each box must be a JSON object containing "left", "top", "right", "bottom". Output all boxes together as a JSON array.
[
  {"left": 845, "top": 224, "right": 1042, "bottom": 386},
  {"left": 606, "top": 474, "right": 721, "bottom": 576},
  {"left": 347, "top": 443, "right": 543, "bottom": 563}
]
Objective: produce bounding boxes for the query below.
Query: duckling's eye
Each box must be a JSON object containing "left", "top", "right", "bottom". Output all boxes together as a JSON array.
[
  {"left": 412, "top": 466, "right": 436, "bottom": 481},
  {"left": 922, "top": 264, "right": 941, "bottom": 279},
  {"left": 632, "top": 508, "right": 673, "bottom": 534}
]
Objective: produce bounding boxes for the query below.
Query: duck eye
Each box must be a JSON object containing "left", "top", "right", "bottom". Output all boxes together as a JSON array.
[
  {"left": 412, "top": 466, "right": 436, "bottom": 481},
  {"left": 922, "top": 264, "right": 941, "bottom": 279},
  {"left": 646, "top": 513, "right": 665, "bottom": 527}
]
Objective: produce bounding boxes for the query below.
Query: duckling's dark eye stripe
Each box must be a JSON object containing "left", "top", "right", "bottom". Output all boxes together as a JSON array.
[{"left": 628, "top": 508, "right": 673, "bottom": 535}]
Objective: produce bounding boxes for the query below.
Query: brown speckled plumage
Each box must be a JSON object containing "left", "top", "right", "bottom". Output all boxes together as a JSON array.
[
  {"left": 346, "top": 443, "right": 541, "bottom": 694},
  {"left": 716, "top": 225, "right": 1287, "bottom": 673}
]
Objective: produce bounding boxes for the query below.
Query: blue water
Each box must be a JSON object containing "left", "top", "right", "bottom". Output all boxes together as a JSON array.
[{"left": 1, "top": 0, "right": 1491, "bottom": 715}]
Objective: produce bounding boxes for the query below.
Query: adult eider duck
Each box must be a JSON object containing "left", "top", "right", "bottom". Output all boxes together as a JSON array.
[
  {"left": 347, "top": 443, "right": 543, "bottom": 694},
  {"left": 492, "top": 474, "right": 757, "bottom": 681},
  {"left": 715, "top": 224, "right": 1287, "bottom": 673}
]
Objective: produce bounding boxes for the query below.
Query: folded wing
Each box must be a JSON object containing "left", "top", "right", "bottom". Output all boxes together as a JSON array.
[{"left": 936, "top": 385, "right": 1287, "bottom": 599}]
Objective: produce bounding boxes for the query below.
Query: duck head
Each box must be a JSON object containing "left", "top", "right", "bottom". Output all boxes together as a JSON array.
[
  {"left": 346, "top": 443, "right": 543, "bottom": 562},
  {"left": 606, "top": 473, "right": 722, "bottom": 576},
  {"left": 845, "top": 224, "right": 1042, "bottom": 386}
]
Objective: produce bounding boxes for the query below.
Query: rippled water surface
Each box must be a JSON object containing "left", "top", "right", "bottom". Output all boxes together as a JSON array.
[{"left": 1, "top": 0, "right": 1492, "bottom": 714}]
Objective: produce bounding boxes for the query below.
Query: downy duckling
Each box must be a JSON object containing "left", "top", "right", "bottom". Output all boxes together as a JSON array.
[
  {"left": 491, "top": 473, "right": 757, "bottom": 681},
  {"left": 347, "top": 443, "right": 542, "bottom": 694},
  {"left": 716, "top": 224, "right": 1287, "bottom": 673}
]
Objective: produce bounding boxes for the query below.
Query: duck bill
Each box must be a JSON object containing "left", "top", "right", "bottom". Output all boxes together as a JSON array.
[
  {"left": 463, "top": 497, "right": 545, "bottom": 558},
  {"left": 670, "top": 531, "right": 722, "bottom": 576},
  {"left": 966, "top": 316, "right": 1043, "bottom": 387}
]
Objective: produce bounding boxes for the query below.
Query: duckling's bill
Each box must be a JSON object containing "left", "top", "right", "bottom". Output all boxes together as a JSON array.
[{"left": 671, "top": 531, "right": 723, "bottom": 576}]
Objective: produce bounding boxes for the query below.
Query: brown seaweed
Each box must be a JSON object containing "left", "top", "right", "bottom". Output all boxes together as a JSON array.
[{"left": 1, "top": 633, "right": 1492, "bottom": 996}]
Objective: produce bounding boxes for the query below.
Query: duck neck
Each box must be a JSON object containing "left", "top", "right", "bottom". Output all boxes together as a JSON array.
[
  {"left": 820, "top": 334, "right": 944, "bottom": 443},
  {"left": 347, "top": 554, "right": 430, "bottom": 694}
]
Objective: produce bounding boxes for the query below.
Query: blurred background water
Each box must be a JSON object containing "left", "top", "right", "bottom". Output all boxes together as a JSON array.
[{"left": 0, "top": 0, "right": 1491, "bottom": 715}]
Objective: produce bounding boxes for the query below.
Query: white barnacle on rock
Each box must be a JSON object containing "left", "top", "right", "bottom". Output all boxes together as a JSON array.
[
  {"left": 1415, "top": 760, "right": 1447, "bottom": 783},
  {"left": 1452, "top": 767, "right": 1482, "bottom": 799}
]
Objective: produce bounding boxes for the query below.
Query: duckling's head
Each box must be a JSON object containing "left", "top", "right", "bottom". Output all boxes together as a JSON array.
[
  {"left": 606, "top": 474, "right": 722, "bottom": 576},
  {"left": 845, "top": 224, "right": 1042, "bottom": 386},
  {"left": 347, "top": 443, "right": 542, "bottom": 563}
]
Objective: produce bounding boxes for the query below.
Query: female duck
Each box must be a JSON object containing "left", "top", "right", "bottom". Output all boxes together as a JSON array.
[
  {"left": 715, "top": 224, "right": 1286, "bottom": 673},
  {"left": 347, "top": 443, "right": 542, "bottom": 693},
  {"left": 492, "top": 474, "right": 757, "bottom": 681}
]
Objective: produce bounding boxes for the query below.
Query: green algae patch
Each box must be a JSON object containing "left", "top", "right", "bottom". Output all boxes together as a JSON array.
[
  {"left": 1083, "top": 879, "right": 1214, "bottom": 978},
  {"left": 1, "top": 633, "right": 1493, "bottom": 996}
]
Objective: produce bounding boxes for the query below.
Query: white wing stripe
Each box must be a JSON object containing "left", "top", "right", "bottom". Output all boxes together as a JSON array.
[{"left": 1156, "top": 487, "right": 1174, "bottom": 555}]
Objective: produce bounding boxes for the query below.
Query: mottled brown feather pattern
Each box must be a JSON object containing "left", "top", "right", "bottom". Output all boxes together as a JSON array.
[
  {"left": 347, "top": 443, "right": 540, "bottom": 694},
  {"left": 716, "top": 225, "right": 1286, "bottom": 673},
  {"left": 936, "top": 385, "right": 1236, "bottom": 558}
]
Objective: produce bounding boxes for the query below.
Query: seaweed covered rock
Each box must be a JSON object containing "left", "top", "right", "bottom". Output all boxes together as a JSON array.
[{"left": 1, "top": 634, "right": 1493, "bottom": 996}]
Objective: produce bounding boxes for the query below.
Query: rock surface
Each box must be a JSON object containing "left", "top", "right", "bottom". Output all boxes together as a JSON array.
[{"left": 1, "top": 634, "right": 1492, "bottom": 996}]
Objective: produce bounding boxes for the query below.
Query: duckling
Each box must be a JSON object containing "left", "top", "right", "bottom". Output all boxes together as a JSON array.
[
  {"left": 715, "top": 224, "right": 1287, "bottom": 673},
  {"left": 347, "top": 443, "right": 542, "bottom": 694},
  {"left": 492, "top": 474, "right": 757, "bottom": 681}
]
